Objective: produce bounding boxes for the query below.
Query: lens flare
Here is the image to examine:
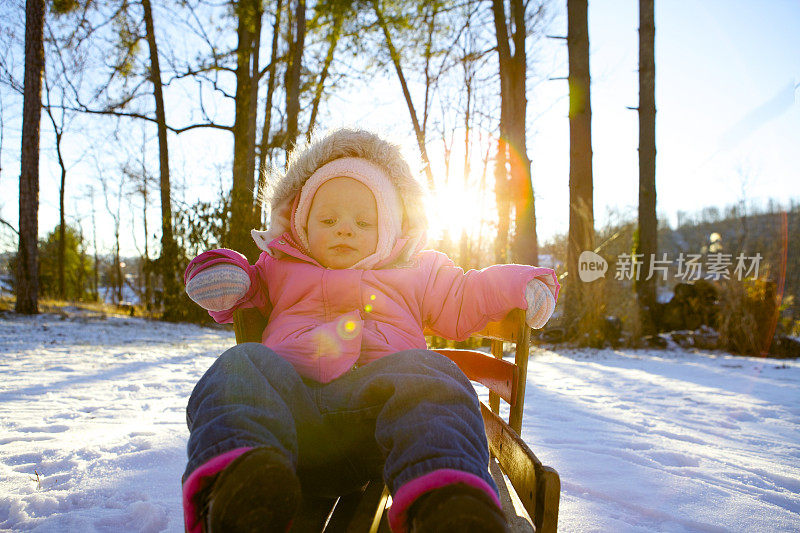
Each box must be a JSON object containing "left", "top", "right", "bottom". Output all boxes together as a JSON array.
[{"left": 336, "top": 316, "right": 361, "bottom": 340}]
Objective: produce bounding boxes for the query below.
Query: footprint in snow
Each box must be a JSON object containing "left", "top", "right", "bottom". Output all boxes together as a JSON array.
[
  {"left": 16, "top": 424, "right": 70, "bottom": 433},
  {"left": 648, "top": 450, "right": 701, "bottom": 468}
]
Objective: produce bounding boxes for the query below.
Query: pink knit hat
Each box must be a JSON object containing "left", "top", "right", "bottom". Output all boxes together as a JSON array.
[{"left": 291, "top": 157, "right": 404, "bottom": 269}]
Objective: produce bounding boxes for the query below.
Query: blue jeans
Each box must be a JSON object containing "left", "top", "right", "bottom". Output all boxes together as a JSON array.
[{"left": 184, "top": 343, "right": 497, "bottom": 498}]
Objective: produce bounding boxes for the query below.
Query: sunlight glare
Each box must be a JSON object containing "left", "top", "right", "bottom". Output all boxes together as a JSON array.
[
  {"left": 420, "top": 128, "right": 498, "bottom": 243},
  {"left": 427, "top": 181, "right": 489, "bottom": 242}
]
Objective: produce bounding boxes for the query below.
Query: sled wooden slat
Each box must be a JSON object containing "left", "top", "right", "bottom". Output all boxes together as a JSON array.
[
  {"left": 481, "top": 403, "right": 560, "bottom": 533},
  {"left": 432, "top": 348, "right": 518, "bottom": 405},
  {"left": 232, "top": 306, "right": 560, "bottom": 532},
  {"left": 538, "top": 466, "right": 561, "bottom": 533},
  {"left": 340, "top": 483, "right": 390, "bottom": 533},
  {"left": 290, "top": 495, "right": 338, "bottom": 532},
  {"left": 473, "top": 311, "right": 526, "bottom": 343},
  {"left": 233, "top": 308, "right": 268, "bottom": 344}
]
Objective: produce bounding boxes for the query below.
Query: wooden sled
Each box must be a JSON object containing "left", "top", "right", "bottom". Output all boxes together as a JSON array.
[{"left": 232, "top": 307, "right": 560, "bottom": 532}]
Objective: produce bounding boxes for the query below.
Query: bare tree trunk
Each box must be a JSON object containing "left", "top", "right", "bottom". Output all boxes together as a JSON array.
[
  {"left": 77, "top": 226, "right": 87, "bottom": 300},
  {"left": 419, "top": 1, "right": 439, "bottom": 159},
  {"left": 510, "top": 0, "right": 537, "bottom": 265},
  {"left": 43, "top": 89, "right": 67, "bottom": 301},
  {"left": 636, "top": 0, "right": 657, "bottom": 335},
  {"left": 0, "top": 97, "right": 5, "bottom": 182},
  {"left": 256, "top": 0, "right": 284, "bottom": 222},
  {"left": 57, "top": 133, "right": 66, "bottom": 300},
  {"left": 230, "top": 0, "right": 263, "bottom": 259},
  {"left": 142, "top": 180, "right": 152, "bottom": 308},
  {"left": 459, "top": 70, "right": 473, "bottom": 268},
  {"left": 372, "top": 0, "right": 435, "bottom": 188},
  {"left": 307, "top": 16, "right": 342, "bottom": 141},
  {"left": 249, "top": 3, "right": 263, "bottom": 189},
  {"left": 142, "top": 0, "right": 179, "bottom": 316},
  {"left": 493, "top": 137, "right": 509, "bottom": 263},
  {"left": 89, "top": 187, "right": 99, "bottom": 301},
  {"left": 114, "top": 227, "right": 122, "bottom": 303},
  {"left": 490, "top": 0, "right": 511, "bottom": 264},
  {"left": 491, "top": 0, "right": 537, "bottom": 265},
  {"left": 476, "top": 129, "right": 492, "bottom": 268},
  {"left": 285, "top": 0, "right": 306, "bottom": 152},
  {"left": 16, "top": 0, "right": 45, "bottom": 315},
  {"left": 101, "top": 175, "right": 124, "bottom": 304},
  {"left": 565, "top": 0, "right": 596, "bottom": 332},
  {"left": 140, "top": 132, "right": 153, "bottom": 310}
]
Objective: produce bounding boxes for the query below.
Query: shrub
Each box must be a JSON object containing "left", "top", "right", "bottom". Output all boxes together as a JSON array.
[
  {"left": 35, "top": 225, "right": 94, "bottom": 301},
  {"left": 717, "top": 278, "right": 778, "bottom": 355}
]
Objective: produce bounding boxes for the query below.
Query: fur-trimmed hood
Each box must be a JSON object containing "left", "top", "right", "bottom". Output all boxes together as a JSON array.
[{"left": 252, "top": 128, "right": 429, "bottom": 268}]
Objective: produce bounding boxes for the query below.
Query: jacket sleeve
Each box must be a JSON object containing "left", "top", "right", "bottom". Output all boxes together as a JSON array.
[
  {"left": 418, "top": 251, "right": 559, "bottom": 341},
  {"left": 183, "top": 248, "right": 271, "bottom": 324}
]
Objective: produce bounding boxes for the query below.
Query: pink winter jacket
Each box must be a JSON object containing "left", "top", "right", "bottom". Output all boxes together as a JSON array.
[{"left": 185, "top": 234, "right": 559, "bottom": 383}]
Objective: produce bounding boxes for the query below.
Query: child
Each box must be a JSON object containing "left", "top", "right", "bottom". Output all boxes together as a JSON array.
[{"left": 182, "top": 129, "right": 559, "bottom": 533}]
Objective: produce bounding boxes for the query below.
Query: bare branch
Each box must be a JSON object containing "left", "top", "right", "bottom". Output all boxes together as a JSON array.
[
  {"left": 58, "top": 102, "right": 232, "bottom": 134},
  {"left": 0, "top": 217, "right": 18, "bottom": 236}
]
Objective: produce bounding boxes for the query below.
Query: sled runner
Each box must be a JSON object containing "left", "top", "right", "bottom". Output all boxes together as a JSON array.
[{"left": 233, "top": 307, "right": 560, "bottom": 532}]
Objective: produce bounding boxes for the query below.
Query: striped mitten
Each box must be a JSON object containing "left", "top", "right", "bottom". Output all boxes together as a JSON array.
[
  {"left": 185, "top": 264, "right": 251, "bottom": 312},
  {"left": 525, "top": 278, "right": 556, "bottom": 329}
]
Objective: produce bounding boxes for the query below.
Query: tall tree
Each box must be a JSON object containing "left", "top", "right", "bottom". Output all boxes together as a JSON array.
[
  {"left": 491, "top": 0, "right": 538, "bottom": 266},
  {"left": 86, "top": 186, "right": 100, "bottom": 301},
  {"left": 565, "top": 0, "right": 596, "bottom": 329},
  {"left": 16, "top": 0, "right": 46, "bottom": 315},
  {"left": 372, "top": 0, "right": 435, "bottom": 188},
  {"left": 100, "top": 167, "right": 125, "bottom": 304},
  {"left": 635, "top": 0, "right": 657, "bottom": 335},
  {"left": 306, "top": 8, "right": 343, "bottom": 140},
  {"left": 142, "top": 0, "right": 180, "bottom": 317},
  {"left": 230, "top": 0, "right": 264, "bottom": 258},
  {"left": 256, "top": 0, "right": 284, "bottom": 185},
  {"left": 42, "top": 77, "right": 69, "bottom": 300},
  {"left": 458, "top": 30, "right": 477, "bottom": 268},
  {"left": 284, "top": 0, "right": 306, "bottom": 151},
  {"left": 137, "top": 131, "right": 154, "bottom": 310}
]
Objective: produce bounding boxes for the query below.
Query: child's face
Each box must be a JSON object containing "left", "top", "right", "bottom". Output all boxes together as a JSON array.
[{"left": 306, "top": 177, "right": 379, "bottom": 269}]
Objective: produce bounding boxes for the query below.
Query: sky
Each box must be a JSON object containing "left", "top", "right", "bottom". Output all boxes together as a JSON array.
[
  {"left": 314, "top": 0, "right": 800, "bottom": 246},
  {"left": 532, "top": 0, "right": 800, "bottom": 240},
  {"left": 0, "top": 0, "right": 798, "bottom": 257},
  {"left": 517, "top": 0, "right": 800, "bottom": 243}
]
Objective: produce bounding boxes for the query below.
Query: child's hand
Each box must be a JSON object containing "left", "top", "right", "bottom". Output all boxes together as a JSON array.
[
  {"left": 525, "top": 278, "right": 556, "bottom": 329},
  {"left": 185, "top": 264, "right": 251, "bottom": 311}
]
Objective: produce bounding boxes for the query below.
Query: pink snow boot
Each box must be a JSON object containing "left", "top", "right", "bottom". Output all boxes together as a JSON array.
[
  {"left": 193, "top": 447, "right": 301, "bottom": 533},
  {"left": 407, "top": 483, "right": 508, "bottom": 532}
]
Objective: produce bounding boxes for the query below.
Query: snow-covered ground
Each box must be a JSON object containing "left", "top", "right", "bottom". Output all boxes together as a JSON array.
[{"left": 0, "top": 311, "right": 798, "bottom": 532}]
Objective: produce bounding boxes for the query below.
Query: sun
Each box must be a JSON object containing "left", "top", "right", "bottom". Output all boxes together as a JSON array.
[
  {"left": 400, "top": 127, "right": 499, "bottom": 245},
  {"left": 426, "top": 180, "right": 492, "bottom": 243}
]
